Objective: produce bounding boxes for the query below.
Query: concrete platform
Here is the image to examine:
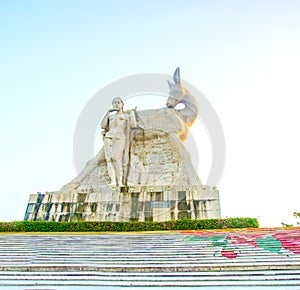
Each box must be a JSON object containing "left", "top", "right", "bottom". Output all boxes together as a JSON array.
[{"left": 0, "top": 228, "right": 300, "bottom": 288}]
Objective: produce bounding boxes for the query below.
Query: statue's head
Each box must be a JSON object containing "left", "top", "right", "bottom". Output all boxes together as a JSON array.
[
  {"left": 166, "top": 68, "right": 185, "bottom": 108},
  {"left": 112, "top": 97, "right": 124, "bottom": 111}
]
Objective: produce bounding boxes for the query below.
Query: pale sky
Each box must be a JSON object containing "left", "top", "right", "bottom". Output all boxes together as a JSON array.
[{"left": 1, "top": 0, "right": 300, "bottom": 227}]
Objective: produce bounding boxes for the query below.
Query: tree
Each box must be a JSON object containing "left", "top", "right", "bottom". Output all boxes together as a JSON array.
[
  {"left": 281, "top": 212, "right": 300, "bottom": 227},
  {"left": 293, "top": 212, "right": 300, "bottom": 226}
]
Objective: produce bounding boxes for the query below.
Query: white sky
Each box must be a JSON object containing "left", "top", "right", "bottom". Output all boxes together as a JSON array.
[{"left": 0, "top": 0, "right": 300, "bottom": 227}]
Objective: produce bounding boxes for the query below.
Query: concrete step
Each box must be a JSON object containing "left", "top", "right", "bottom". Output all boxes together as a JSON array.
[
  {"left": 0, "top": 228, "right": 299, "bottom": 288},
  {"left": 0, "top": 270, "right": 300, "bottom": 287}
]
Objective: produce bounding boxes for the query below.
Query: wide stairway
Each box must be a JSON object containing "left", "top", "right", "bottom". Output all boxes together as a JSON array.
[{"left": 0, "top": 228, "right": 299, "bottom": 289}]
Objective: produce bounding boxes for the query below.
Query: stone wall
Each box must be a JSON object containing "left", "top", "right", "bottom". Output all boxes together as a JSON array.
[{"left": 24, "top": 185, "right": 220, "bottom": 222}]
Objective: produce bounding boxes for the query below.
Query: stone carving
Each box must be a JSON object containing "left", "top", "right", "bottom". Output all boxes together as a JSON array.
[
  {"left": 68, "top": 67, "right": 201, "bottom": 190},
  {"left": 24, "top": 68, "right": 221, "bottom": 222},
  {"left": 132, "top": 67, "right": 199, "bottom": 141},
  {"left": 166, "top": 67, "right": 199, "bottom": 137},
  {"left": 101, "top": 97, "right": 137, "bottom": 186}
]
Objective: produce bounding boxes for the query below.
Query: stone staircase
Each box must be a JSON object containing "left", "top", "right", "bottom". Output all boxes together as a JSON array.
[{"left": 0, "top": 228, "right": 299, "bottom": 288}]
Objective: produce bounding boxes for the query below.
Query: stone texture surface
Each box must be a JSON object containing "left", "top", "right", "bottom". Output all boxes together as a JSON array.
[{"left": 25, "top": 186, "right": 220, "bottom": 222}]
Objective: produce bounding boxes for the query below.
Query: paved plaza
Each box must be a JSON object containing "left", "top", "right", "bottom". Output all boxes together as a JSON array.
[{"left": 0, "top": 228, "right": 300, "bottom": 289}]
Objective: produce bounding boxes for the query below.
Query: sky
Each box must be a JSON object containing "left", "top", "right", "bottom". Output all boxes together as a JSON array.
[{"left": 1, "top": 0, "right": 300, "bottom": 227}]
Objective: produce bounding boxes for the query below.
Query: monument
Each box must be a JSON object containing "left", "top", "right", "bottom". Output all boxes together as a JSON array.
[{"left": 24, "top": 68, "right": 221, "bottom": 222}]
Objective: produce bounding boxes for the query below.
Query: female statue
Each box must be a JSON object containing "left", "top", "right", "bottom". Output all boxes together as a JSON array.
[{"left": 101, "top": 97, "right": 137, "bottom": 186}]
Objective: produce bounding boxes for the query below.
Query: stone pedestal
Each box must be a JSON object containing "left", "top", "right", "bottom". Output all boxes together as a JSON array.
[{"left": 24, "top": 185, "right": 220, "bottom": 222}]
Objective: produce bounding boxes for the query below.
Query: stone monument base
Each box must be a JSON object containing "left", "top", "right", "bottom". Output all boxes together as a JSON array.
[{"left": 24, "top": 185, "right": 220, "bottom": 222}]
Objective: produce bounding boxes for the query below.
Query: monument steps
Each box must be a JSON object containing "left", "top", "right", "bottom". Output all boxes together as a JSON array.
[
  {"left": 0, "top": 271, "right": 299, "bottom": 288},
  {"left": 0, "top": 229, "right": 300, "bottom": 288}
]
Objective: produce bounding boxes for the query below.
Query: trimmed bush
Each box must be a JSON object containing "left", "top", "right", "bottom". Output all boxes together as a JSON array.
[{"left": 0, "top": 218, "right": 259, "bottom": 232}]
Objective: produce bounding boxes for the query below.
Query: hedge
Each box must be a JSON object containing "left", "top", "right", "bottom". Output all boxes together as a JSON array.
[{"left": 0, "top": 218, "right": 259, "bottom": 232}]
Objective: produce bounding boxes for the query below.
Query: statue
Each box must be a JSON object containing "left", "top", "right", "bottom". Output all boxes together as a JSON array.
[
  {"left": 101, "top": 97, "right": 137, "bottom": 186},
  {"left": 59, "top": 67, "right": 202, "bottom": 190},
  {"left": 98, "top": 67, "right": 200, "bottom": 187},
  {"left": 24, "top": 67, "right": 221, "bottom": 222}
]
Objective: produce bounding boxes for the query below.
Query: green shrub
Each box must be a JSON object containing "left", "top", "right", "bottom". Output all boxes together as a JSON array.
[{"left": 0, "top": 218, "right": 258, "bottom": 232}]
